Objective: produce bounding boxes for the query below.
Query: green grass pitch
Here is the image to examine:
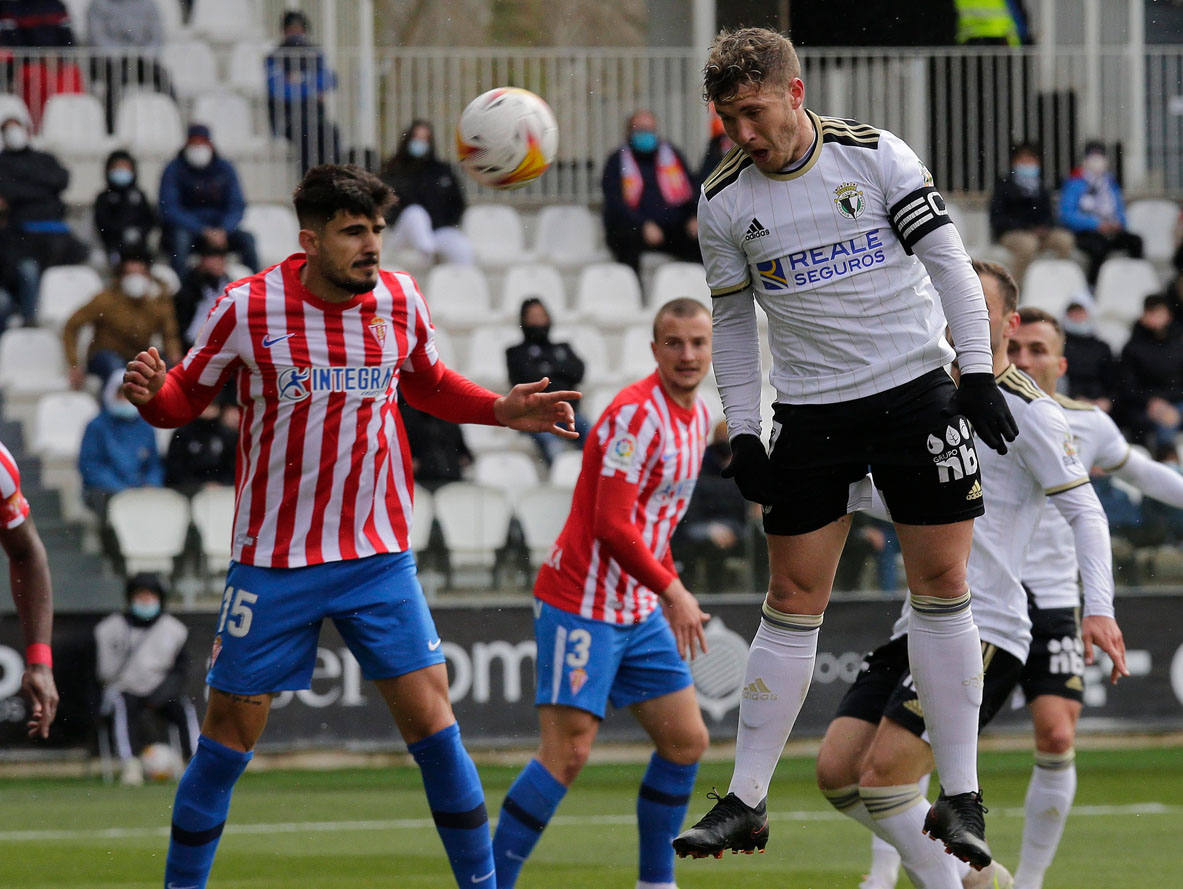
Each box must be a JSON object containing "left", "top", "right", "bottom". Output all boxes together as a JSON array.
[{"left": 1, "top": 746, "right": 1180, "bottom": 888}]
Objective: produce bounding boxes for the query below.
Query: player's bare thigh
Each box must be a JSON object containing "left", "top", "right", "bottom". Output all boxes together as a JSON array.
[
  {"left": 765, "top": 515, "right": 852, "bottom": 614},
  {"left": 816, "top": 715, "right": 880, "bottom": 791},
  {"left": 859, "top": 717, "right": 935, "bottom": 788},
  {"left": 1028, "top": 694, "right": 1082, "bottom": 754},
  {"left": 201, "top": 688, "right": 274, "bottom": 752},
  {"left": 631, "top": 685, "right": 708, "bottom": 766},
  {"left": 535, "top": 704, "right": 601, "bottom": 786},
  {"left": 893, "top": 519, "right": 974, "bottom": 600},
  {"left": 375, "top": 662, "right": 457, "bottom": 745}
]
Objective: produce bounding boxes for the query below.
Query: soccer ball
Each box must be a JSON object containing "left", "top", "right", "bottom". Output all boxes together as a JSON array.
[
  {"left": 455, "top": 87, "right": 558, "bottom": 189},
  {"left": 140, "top": 742, "right": 184, "bottom": 782}
]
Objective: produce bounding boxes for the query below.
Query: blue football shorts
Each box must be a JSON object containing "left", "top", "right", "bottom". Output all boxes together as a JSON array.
[
  {"left": 533, "top": 598, "right": 693, "bottom": 718},
  {"left": 206, "top": 550, "right": 444, "bottom": 695}
]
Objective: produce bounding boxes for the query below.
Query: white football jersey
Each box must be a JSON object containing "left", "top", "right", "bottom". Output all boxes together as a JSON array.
[
  {"left": 698, "top": 111, "right": 964, "bottom": 408},
  {"left": 893, "top": 365, "right": 1090, "bottom": 662},
  {"left": 1021, "top": 394, "right": 1130, "bottom": 610}
]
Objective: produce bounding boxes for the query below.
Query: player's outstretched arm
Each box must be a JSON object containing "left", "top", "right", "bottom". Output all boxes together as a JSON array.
[
  {"left": 1082, "top": 616, "right": 1129, "bottom": 685},
  {"left": 0, "top": 518, "right": 58, "bottom": 738},
  {"left": 494, "top": 377, "right": 581, "bottom": 438},
  {"left": 660, "top": 577, "right": 710, "bottom": 661},
  {"left": 122, "top": 346, "right": 168, "bottom": 406}
]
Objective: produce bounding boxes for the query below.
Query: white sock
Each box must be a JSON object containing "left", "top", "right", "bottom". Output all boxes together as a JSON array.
[
  {"left": 860, "top": 784, "right": 961, "bottom": 889},
  {"left": 823, "top": 785, "right": 901, "bottom": 888},
  {"left": 727, "top": 605, "right": 821, "bottom": 808},
  {"left": 907, "top": 592, "right": 982, "bottom": 796},
  {"left": 869, "top": 831, "right": 902, "bottom": 887},
  {"left": 636, "top": 882, "right": 677, "bottom": 889},
  {"left": 1014, "top": 750, "right": 1077, "bottom": 889}
]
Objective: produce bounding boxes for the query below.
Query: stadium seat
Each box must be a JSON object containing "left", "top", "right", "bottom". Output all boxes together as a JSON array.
[
  {"left": 409, "top": 484, "right": 434, "bottom": 555},
  {"left": 0, "top": 327, "right": 70, "bottom": 407},
  {"left": 114, "top": 89, "right": 185, "bottom": 159},
  {"left": 192, "top": 91, "right": 270, "bottom": 159},
  {"left": 1126, "top": 199, "right": 1180, "bottom": 263},
  {"left": 582, "top": 385, "right": 619, "bottom": 423},
  {"left": 514, "top": 484, "right": 573, "bottom": 567},
  {"left": 1094, "top": 317, "right": 1131, "bottom": 354},
  {"left": 227, "top": 41, "right": 270, "bottom": 99},
  {"left": 38, "top": 93, "right": 117, "bottom": 158},
  {"left": 30, "top": 390, "right": 99, "bottom": 463},
  {"left": 428, "top": 324, "right": 459, "bottom": 368},
  {"left": 152, "top": 0, "right": 188, "bottom": 39},
  {"left": 501, "top": 262, "right": 570, "bottom": 321},
  {"left": 190, "top": 0, "right": 264, "bottom": 43},
  {"left": 0, "top": 93, "right": 32, "bottom": 129},
  {"left": 1020, "top": 259, "right": 1088, "bottom": 319},
  {"left": 37, "top": 264, "right": 105, "bottom": 332},
  {"left": 459, "top": 323, "right": 519, "bottom": 389},
  {"left": 423, "top": 263, "right": 503, "bottom": 332},
  {"left": 550, "top": 324, "right": 614, "bottom": 386},
  {"left": 533, "top": 204, "right": 606, "bottom": 267},
  {"left": 471, "top": 451, "right": 542, "bottom": 503},
  {"left": 240, "top": 203, "right": 300, "bottom": 268},
  {"left": 462, "top": 204, "right": 529, "bottom": 267},
  {"left": 106, "top": 487, "right": 191, "bottom": 576},
  {"left": 648, "top": 261, "right": 711, "bottom": 308},
  {"left": 161, "top": 39, "right": 220, "bottom": 100},
  {"left": 189, "top": 484, "right": 235, "bottom": 589},
  {"left": 431, "top": 481, "right": 514, "bottom": 585},
  {"left": 573, "top": 263, "right": 646, "bottom": 329},
  {"left": 618, "top": 324, "right": 656, "bottom": 381},
  {"left": 463, "top": 422, "right": 531, "bottom": 456},
  {"left": 548, "top": 449, "right": 584, "bottom": 488},
  {"left": 1095, "top": 257, "right": 1162, "bottom": 325}
]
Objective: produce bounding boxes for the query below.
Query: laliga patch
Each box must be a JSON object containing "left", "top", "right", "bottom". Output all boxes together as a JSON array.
[
  {"left": 568, "top": 667, "right": 588, "bottom": 695},
  {"left": 604, "top": 433, "right": 638, "bottom": 471},
  {"left": 833, "top": 182, "right": 866, "bottom": 220}
]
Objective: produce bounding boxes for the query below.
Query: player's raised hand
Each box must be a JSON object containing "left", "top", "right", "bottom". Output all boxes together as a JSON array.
[
  {"left": 22, "top": 663, "right": 58, "bottom": 739},
  {"left": 952, "top": 372, "right": 1019, "bottom": 455},
  {"left": 660, "top": 579, "right": 710, "bottom": 660},
  {"left": 1082, "top": 615, "right": 1129, "bottom": 685},
  {"left": 122, "top": 346, "right": 168, "bottom": 406},
  {"left": 495, "top": 377, "right": 582, "bottom": 439}
]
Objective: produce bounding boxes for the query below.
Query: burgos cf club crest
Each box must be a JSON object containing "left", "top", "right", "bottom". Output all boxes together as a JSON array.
[
  {"left": 368, "top": 316, "right": 387, "bottom": 348},
  {"left": 833, "top": 182, "right": 866, "bottom": 220}
]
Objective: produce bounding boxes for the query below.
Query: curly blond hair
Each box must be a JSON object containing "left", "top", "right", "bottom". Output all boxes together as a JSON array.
[{"left": 703, "top": 27, "right": 800, "bottom": 105}]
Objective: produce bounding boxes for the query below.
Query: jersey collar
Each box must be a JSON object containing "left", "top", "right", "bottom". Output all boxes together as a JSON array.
[{"left": 759, "top": 109, "right": 824, "bottom": 182}]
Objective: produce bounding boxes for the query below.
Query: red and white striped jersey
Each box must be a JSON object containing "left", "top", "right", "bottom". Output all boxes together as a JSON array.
[
  {"left": 0, "top": 440, "right": 29, "bottom": 530},
  {"left": 167, "top": 254, "right": 440, "bottom": 568},
  {"left": 535, "top": 372, "right": 710, "bottom": 624}
]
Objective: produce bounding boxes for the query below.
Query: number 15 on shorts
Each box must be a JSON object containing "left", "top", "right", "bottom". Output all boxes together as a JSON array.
[{"left": 218, "top": 586, "right": 258, "bottom": 638}]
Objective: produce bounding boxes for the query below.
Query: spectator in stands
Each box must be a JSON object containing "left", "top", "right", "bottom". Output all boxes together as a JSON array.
[
  {"left": 1114, "top": 294, "right": 1183, "bottom": 449},
  {"left": 399, "top": 396, "right": 473, "bottom": 492},
  {"left": 172, "top": 234, "right": 230, "bottom": 350},
  {"left": 1062, "top": 297, "right": 1116, "bottom": 411},
  {"left": 1059, "top": 140, "right": 1144, "bottom": 285},
  {"left": 94, "top": 571, "right": 198, "bottom": 785},
  {"left": 601, "top": 109, "right": 699, "bottom": 274},
  {"left": 0, "top": 0, "right": 74, "bottom": 47},
  {"left": 380, "top": 119, "right": 474, "bottom": 266},
  {"left": 0, "top": 194, "right": 38, "bottom": 327},
  {"left": 0, "top": 1, "right": 80, "bottom": 129},
  {"left": 86, "top": 0, "right": 171, "bottom": 131},
  {"left": 506, "top": 297, "right": 590, "bottom": 465},
  {"left": 1160, "top": 242, "right": 1183, "bottom": 322},
  {"left": 265, "top": 9, "right": 340, "bottom": 173},
  {"left": 989, "top": 141, "right": 1074, "bottom": 285},
  {"left": 671, "top": 420, "right": 751, "bottom": 591},
  {"left": 79, "top": 370, "right": 165, "bottom": 522},
  {"left": 62, "top": 246, "right": 181, "bottom": 388},
  {"left": 699, "top": 104, "right": 734, "bottom": 181},
  {"left": 94, "top": 149, "right": 157, "bottom": 268},
  {"left": 164, "top": 390, "right": 238, "bottom": 496},
  {"left": 0, "top": 114, "right": 89, "bottom": 308},
  {"left": 159, "top": 124, "right": 258, "bottom": 278}
]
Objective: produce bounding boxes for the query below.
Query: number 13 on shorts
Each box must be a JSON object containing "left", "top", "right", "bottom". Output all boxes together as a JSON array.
[{"left": 556, "top": 626, "right": 591, "bottom": 695}]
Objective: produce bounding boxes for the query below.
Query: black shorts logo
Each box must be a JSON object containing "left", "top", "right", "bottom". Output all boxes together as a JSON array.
[{"left": 926, "top": 419, "right": 979, "bottom": 484}]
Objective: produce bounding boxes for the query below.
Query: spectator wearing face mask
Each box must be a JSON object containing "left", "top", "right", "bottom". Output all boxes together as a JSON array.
[
  {"left": 1061, "top": 297, "right": 1116, "bottom": 411},
  {"left": 989, "top": 141, "right": 1074, "bottom": 285},
  {"left": 379, "top": 118, "right": 473, "bottom": 266},
  {"left": 601, "top": 108, "right": 700, "bottom": 274},
  {"left": 1059, "top": 140, "right": 1144, "bottom": 285},
  {"left": 505, "top": 297, "right": 590, "bottom": 465},
  {"left": 94, "top": 149, "right": 157, "bottom": 268},
  {"left": 158, "top": 124, "right": 259, "bottom": 278},
  {"left": 62, "top": 246, "right": 181, "bottom": 388},
  {"left": 79, "top": 371, "right": 165, "bottom": 523}
]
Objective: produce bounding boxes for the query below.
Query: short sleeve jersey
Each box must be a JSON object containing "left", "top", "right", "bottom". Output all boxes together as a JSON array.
[
  {"left": 176, "top": 254, "right": 439, "bottom": 568},
  {"left": 697, "top": 111, "right": 957, "bottom": 404},
  {"left": 1021, "top": 394, "right": 1130, "bottom": 610},
  {"left": 534, "top": 373, "right": 709, "bottom": 624},
  {"left": 893, "top": 366, "right": 1089, "bottom": 661},
  {"left": 0, "top": 441, "right": 29, "bottom": 529}
]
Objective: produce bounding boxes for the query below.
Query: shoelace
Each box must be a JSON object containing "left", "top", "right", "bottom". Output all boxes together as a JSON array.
[
  {"left": 694, "top": 788, "right": 740, "bottom": 830},
  {"left": 950, "top": 792, "right": 988, "bottom": 833}
]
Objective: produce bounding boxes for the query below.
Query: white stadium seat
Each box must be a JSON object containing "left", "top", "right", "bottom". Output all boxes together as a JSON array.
[
  {"left": 1020, "top": 259, "right": 1088, "bottom": 319},
  {"left": 190, "top": 0, "right": 263, "bottom": 43},
  {"left": 409, "top": 484, "right": 434, "bottom": 555},
  {"left": 152, "top": 0, "right": 187, "bottom": 39},
  {"left": 462, "top": 204, "right": 529, "bottom": 267},
  {"left": 423, "top": 263, "right": 502, "bottom": 332},
  {"left": 573, "top": 263, "right": 646, "bottom": 329},
  {"left": 1095, "top": 257, "right": 1162, "bottom": 325},
  {"left": 192, "top": 91, "right": 270, "bottom": 159},
  {"left": 37, "top": 264, "right": 105, "bottom": 332},
  {"left": 432, "top": 481, "right": 514, "bottom": 583},
  {"left": 161, "top": 39, "right": 220, "bottom": 99},
  {"left": 1126, "top": 199, "right": 1180, "bottom": 263},
  {"left": 31, "top": 390, "right": 99, "bottom": 462},
  {"left": 460, "top": 323, "right": 519, "bottom": 390},
  {"left": 533, "top": 204, "right": 605, "bottom": 267},
  {"left": 550, "top": 324, "right": 614, "bottom": 386},
  {"left": 114, "top": 90, "right": 185, "bottom": 159},
  {"left": 38, "top": 93, "right": 118, "bottom": 158},
  {"left": 241, "top": 203, "right": 301, "bottom": 268},
  {"left": 227, "top": 41, "right": 270, "bottom": 98},
  {"left": 515, "top": 484, "right": 573, "bottom": 566},
  {"left": 0, "top": 93, "right": 32, "bottom": 129},
  {"left": 190, "top": 484, "right": 236, "bottom": 588},
  {"left": 548, "top": 449, "right": 584, "bottom": 488},
  {"left": 649, "top": 261, "right": 711, "bottom": 308},
  {"left": 0, "top": 327, "right": 70, "bottom": 404},
  {"left": 106, "top": 487, "right": 191, "bottom": 576},
  {"left": 470, "top": 451, "right": 542, "bottom": 502},
  {"left": 501, "top": 263, "right": 569, "bottom": 322},
  {"left": 1094, "top": 317, "right": 1131, "bottom": 354},
  {"left": 618, "top": 324, "right": 656, "bottom": 382}
]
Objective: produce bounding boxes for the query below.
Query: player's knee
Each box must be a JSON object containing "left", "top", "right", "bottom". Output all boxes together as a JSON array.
[
  {"left": 766, "top": 574, "right": 827, "bottom": 613},
  {"left": 660, "top": 722, "right": 709, "bottom": 765},
  {"left": 552, "top": 740, "right": 592, "bottom": 784},
  {"left": 1035, "top": 723, "right": 1076, "bottom": 755},
  {"left": 907, "top": 560, "right": 967, "bottom": 599},
  {"left": 816, "top": 741, "right": 858, "bottom": 792}
]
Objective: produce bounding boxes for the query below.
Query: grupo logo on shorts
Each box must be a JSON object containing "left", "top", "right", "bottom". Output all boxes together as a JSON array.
[
  {"left": 276, "top": 365, "right": 396, "bottom": 402},
  {"left": 927, "top": 419, "right": 979, "bottom": 483}
]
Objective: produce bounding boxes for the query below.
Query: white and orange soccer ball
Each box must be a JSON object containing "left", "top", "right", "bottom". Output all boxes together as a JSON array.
[
  {"left": 140, "top": 742, "right": 184, "bottom": 782},
  {"left": 455, "top": 87, "right": 558, "bottom": 189}
]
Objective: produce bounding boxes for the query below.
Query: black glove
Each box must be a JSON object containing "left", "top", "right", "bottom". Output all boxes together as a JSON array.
[
  {"left": 721, "top": 433, "right": 776, "bottom": 504},
  {"left": 952, "top": 372, "right": 1018, "bottom": 455}
]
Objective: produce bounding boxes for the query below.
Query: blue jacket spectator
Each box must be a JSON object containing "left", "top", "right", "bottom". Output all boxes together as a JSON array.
[
  {"left": 1058, "top": 140, "right": 1143, "bottom": 284},
  {"left": 265, "top": 10, "right": 339, "bottom": 172},
  {"left": 158, "top": 124, "right": 258, "bottom": 277},
  {"left": 80, "top": 372, "right": 164, "bottom": 520}
]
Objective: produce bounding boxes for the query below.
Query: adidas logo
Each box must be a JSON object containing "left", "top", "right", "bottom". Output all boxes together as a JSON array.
[
  {"left": 743, "top": 217, "right": 770, "bottom": 241},
  {"left": 966, "top": 480, "right": 983, "bottom": 501},
  {"left": 1066, "top": 675, "right": 1084, "bottom": 691},
  {"left": 742, "top": 677, "right": 778, "bottom": 701}
]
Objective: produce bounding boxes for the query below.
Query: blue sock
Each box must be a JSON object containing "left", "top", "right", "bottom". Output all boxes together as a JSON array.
[
  {"left": 408, "top": 723, "right": 495, "bottom": 887},
  {"left": 637, "top": 754, "right": 698, "bottom": 884},
  {"left": 492, "top": 758, "right": 567, "bottom": 889},
  {"left": 164, "top": 734, "right": 252, "bottom": 889}
]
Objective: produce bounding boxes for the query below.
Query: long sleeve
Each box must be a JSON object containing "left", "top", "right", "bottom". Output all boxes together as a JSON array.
[
  {"left": 400, "top": 362, "right": 499, "bottom": 426},
  {"left": 1058, "top": 178, "right": 1098, "bottom": 232},
  {"left": 911, "top": 222, "right": 993, "bottom": 375},
  {"left": 1114, "top": 449, "right": 1183, "bottom": 508},
  {"left": 591, "top": 472, "right": 675, "bottom": 594},
  {"left": 158, "top": 161, "right": 204, "bottom": 232},
  {"left": 1048, "top": 482, "right": 1115, "bottom": 619}
]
